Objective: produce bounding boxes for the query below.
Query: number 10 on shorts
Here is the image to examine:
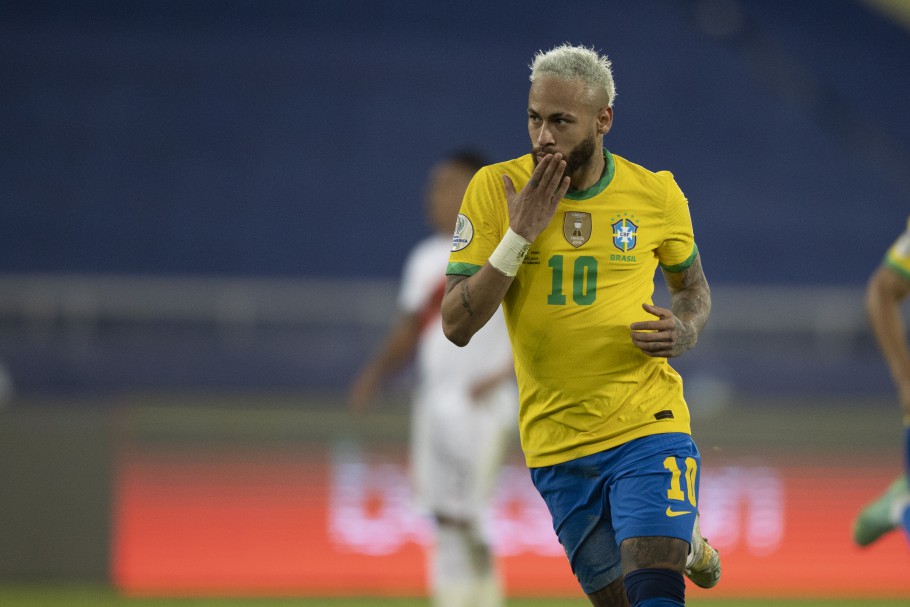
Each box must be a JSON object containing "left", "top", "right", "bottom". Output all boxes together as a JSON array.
[{"left": 664, "top": 456, "right": 697, "bottom": 507}]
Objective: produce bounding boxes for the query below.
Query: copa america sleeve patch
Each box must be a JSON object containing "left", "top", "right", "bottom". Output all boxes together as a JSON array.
[{"left": 451, "top": 213, "right": 474, "bottom": 251}]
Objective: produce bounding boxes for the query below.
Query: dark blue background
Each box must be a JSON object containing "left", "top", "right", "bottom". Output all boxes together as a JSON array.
[{"left": 3, "top": 0, "right": 909, "bottom": 284}]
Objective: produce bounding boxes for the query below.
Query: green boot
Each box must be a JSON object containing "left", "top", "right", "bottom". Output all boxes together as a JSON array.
[{"left": 853, "top": 475, "right": 909, "bottom": 547}]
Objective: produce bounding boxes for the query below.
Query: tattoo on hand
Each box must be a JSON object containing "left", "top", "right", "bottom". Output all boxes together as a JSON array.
[{"left": 674, "top": 316, "right": 696, "bottom": 353}]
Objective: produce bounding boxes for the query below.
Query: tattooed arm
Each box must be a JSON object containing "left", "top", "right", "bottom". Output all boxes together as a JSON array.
[
  {"left": 629, "top": 254, "right": 712, "bottom": 358},
  {"left": 441, "top": 267, "right": 514, "bottom": 347}
]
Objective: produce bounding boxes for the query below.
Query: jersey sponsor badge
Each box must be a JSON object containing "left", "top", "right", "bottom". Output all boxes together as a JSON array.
[
  {"left": 451, "top": 213, "right": 474, "bottom": 251},
  {"left": 611, "top": 216, "right": 638, "bottom": 253},
  {"left": 563, "top": 211, "right": 592, "bottom": 248}
]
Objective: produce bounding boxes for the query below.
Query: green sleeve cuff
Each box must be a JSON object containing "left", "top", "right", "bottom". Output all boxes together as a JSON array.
[
  {"left": 446, "top": 261, "right": 483, "bottom": 276},
  {"left": 659, "top": 243, "right": 699, "bottom": 273},
  {"left": 884, "top": 256, "right": 910, "bottom": 283}
]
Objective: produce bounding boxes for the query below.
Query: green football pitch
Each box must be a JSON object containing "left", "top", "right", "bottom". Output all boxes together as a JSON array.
[{"left": 1, "top": 587, "right": 908, "bottom": 607}]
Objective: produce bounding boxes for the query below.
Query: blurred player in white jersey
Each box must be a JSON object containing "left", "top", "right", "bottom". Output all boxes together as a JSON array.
[
  {"left": 348, "top": 150, "right": 518, "bottom": 607},
  {"left": 853, "top": 216, "right": 910, "bottom": 547}
]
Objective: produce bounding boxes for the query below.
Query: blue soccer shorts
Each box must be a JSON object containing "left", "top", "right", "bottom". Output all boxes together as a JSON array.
[{"left": 529, "top": 432, "right": 701, "bottom": 594}]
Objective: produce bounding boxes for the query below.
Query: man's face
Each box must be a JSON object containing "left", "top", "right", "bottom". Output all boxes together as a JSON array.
[{"left": 527, "top": 76, "right": 606, "bottom": 179}]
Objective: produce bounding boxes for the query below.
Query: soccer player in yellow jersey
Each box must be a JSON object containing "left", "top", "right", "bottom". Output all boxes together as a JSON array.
[
  {"left": 442, "top": 44, "right": 719, "bottom": 607},
  {"left": 853, "top": 217, "right": 910, "bottom": 548}
]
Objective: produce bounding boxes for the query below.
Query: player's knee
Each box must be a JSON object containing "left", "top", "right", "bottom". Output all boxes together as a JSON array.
[
  {"left": 620, "top": 536, "right": 688, "bottom": 571},
  {"left": 622, "top": 568, "right": 684, "bottom": 607}
]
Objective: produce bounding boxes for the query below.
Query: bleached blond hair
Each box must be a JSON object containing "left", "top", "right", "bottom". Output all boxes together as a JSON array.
[{"left": 529, "top": 43, "right": 617, "bottom": 107}]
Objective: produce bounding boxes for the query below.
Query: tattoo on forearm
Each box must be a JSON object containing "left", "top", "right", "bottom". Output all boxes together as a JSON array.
[
  {"left": 672, "top": 289, "right": 708, "bottom": 351},
  {"left": 665, "top": 258, "right": 711, "bottom": 353},
  {"left": 459, "top": 281, "right": 474, "bottom": 316}
]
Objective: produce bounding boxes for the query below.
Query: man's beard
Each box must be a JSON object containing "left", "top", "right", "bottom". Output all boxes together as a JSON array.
[{"left": 533, "top": 134, "right": 598, "bottom": 186}]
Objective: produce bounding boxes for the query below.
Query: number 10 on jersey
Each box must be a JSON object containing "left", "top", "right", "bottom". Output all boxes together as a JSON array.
[{"left": 547, "top": 254, "right": 598, "bottom": 306}]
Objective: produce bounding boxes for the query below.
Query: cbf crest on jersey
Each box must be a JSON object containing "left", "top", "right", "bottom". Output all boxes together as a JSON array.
[
  {"left": 611, "top": 215, "right": 638, "bottom": 252},
  {"left": 563, "top": 211, "right": 592, "bottom": 248},
  {"left": 451, "top": 213, "right": 474, "bottom": 252}
]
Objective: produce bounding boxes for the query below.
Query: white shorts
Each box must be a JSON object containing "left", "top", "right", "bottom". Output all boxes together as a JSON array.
[{"left": 410, "top": 382, "right": 518, "bottom": 527}]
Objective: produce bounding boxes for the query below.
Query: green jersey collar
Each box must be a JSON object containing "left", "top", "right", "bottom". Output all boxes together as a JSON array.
[{"left": 564, "top": 148, "right": 615, "bottom": 201}]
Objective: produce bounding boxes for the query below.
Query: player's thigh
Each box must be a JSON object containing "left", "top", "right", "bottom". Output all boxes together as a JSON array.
[
  {"left": 530, "top": 454, "right": 623, "bottom": 595},
  {"left": 610, "top": 433, "right": 701, "bottom": 563}
]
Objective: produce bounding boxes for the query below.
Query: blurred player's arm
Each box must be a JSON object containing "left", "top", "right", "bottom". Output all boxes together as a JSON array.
[
  {"left": 469, "top": 359, "right": 516, "bottom": 401},
  {"left": 866, "top": 264, "right": 910, "bottom": 419},
  {"left": 443, "top": 153, "right": 569, "bottom": 346},
  {"left": 347, "top": 312, "right": 420, "bottom": 413},
  {"left": 631, "top": 254, "right": 711, "bottom": 358}
]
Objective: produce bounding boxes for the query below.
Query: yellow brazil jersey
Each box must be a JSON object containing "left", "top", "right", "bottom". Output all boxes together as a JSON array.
[
  {"left": 884, "top": 216, "right": 910, "bottom": 280},
  {"left": 448, "top": 149, "right": 699, "bottom": 468}
]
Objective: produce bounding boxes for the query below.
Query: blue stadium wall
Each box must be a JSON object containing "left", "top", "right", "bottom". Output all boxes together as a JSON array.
[{"left": 3, "top": 0, "right": 909, "bottom": 285}]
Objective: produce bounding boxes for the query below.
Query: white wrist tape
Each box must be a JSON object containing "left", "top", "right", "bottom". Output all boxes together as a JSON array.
[{"left": 488, "top": 228, "right": 531, "bottom": 277}]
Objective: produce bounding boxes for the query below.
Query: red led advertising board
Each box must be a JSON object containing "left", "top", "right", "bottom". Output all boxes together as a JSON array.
[{"left": 112, "top": 442, "right": 910, "bottom": 598}]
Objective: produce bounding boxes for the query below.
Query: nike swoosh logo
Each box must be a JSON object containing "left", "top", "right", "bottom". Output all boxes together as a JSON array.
[{"left": 666, "top": 506, "right": 692, "bottom": 517}]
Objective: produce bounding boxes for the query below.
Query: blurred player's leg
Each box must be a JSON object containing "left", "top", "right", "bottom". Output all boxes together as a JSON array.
[
  {"left": 685, "top": 513, "right": 721, "bottom": 588},
  {"left": 432, "top": 519, "right": 502, "bottom": 607},
  {"left": 853, "top": 475, "right": 910, "bottom": 546},
  {"left": 904, "top": 426, "right": 910, "bottom": 542},
  {"left": 432, "top": 521, "right": 473, "bottom": 607},
  {"left": 423, "top": 390, "right": 509, "bottom": 607},
  {"left": 467, "top": 524, "right": 501, "bottom": 607},
  {"left": 854, "top": 427, "right": 910, "bottom": 546}
]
